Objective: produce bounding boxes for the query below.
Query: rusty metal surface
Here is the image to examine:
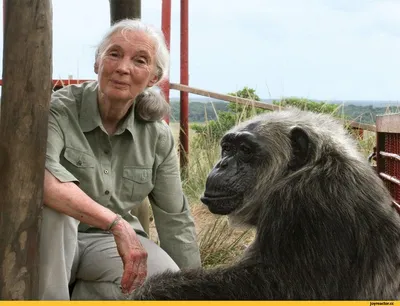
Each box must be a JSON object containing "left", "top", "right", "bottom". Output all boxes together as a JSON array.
[
  {"left": 179, "top": 0, "right": 189, "bottom": 173},
  {"left": 159, "top": 0, "right": 172, "bottom": 124},
  {"left": 376, "top": 113, "right": 400, "bottom": 133},
  {"left": 376, "top": 114, "right": 400, "bottom": 206}
]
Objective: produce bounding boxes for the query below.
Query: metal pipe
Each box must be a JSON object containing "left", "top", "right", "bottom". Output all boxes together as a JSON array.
[
  {"left": 160, "top": 0, "right": 171, "bottom": 124},
  {"left": 379, "top": 151, "right": 400, "bottom": 162},
  {"left": 179, "top": 0, "right": 189, "bottom": 174},
  {"left": 379, "top": 172, "right": 400, "bottom": 186}
]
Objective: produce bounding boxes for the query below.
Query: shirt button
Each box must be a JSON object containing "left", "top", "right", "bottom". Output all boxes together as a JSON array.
[
  {"left": 77, "top": 161, "right": 82, "bottom": 166},
  {"left": 104, "top": 170, "right": 109, "bottom": 174},
  {"left": 104, "top": 149, "right": 110, "bottom": 155},
  {"left": 105, "top": 190, "right": 110, "bottom": 195}
]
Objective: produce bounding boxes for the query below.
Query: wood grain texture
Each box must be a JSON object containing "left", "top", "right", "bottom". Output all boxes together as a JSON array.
[{"left": 0, "top": 0, "right": 52, "bottom": 299}]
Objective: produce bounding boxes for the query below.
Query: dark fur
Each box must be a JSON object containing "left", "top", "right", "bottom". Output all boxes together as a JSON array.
[{"left": 132, "top": 109, "right": 400, "bottom": 300}]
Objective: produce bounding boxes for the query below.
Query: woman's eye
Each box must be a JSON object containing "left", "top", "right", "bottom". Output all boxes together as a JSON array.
[
  {"left": 109, "top": 52, "right": 119, "bottom": 57},
  {"left": 134, "top": 57, "right": 147, "bottom": 64}
]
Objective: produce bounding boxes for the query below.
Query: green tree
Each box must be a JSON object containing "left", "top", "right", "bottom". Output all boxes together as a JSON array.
[
  {"left": 272, "top": 97, "right": 340, "bottom": 116},
  {"left": 191, "top": 89, "right": 349, "bottom": 145},
  {"left": 191, "top": 87, "right": 267, "bottom": 144}
]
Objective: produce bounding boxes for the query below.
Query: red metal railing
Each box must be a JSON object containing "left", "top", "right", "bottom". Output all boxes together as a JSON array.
[
  {"left": 159, "top": 0, "right": 171, "bottom": 124},
  {"left": 375, "top": 113, "right": 400, "bottom": 212},
  {"left": 179, "top": 0, "right": 189, "bottom": 173},
  {"left": 0, "top": 79, "right": 90, "bottom": 88}
]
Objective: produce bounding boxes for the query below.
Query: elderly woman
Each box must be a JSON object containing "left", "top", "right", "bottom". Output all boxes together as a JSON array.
[{"left": 39, "top": 18, "right": 201, "bottom": 300}]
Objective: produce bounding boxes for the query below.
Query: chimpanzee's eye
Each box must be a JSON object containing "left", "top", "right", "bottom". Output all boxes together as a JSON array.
[
  {"left": 240, "top": 143, "right": 251, "bottom": 154},
  {"left": 222, "top": 143, "right": 232, "bottom": 152}
]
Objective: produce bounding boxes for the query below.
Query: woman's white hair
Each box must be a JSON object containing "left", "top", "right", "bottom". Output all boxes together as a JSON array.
[
  {"left": 95, "top": 18, "right": 170, "bottom": 83},
  {"left": 95, "top": 18, "right": 171, "bottom": 122}
]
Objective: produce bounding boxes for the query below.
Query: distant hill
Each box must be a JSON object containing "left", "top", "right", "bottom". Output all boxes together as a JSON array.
[
  {"left": 169, "top": 96, "right": 400, "bottom": 108},
  {"left": 169, "top": 99, "right": 400, "bottom": 125}
]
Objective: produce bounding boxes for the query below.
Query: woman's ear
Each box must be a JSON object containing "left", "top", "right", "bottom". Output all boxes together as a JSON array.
[
  {"left": 94, "top": 62, "right": 99, "bottom": 74},
  {"left": 147, "top": 73, "right": 159, "bottom": 87}
]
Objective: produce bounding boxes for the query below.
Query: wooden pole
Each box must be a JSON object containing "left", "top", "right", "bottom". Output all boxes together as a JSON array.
[
  {"left": 110, "top": 0, "right": 141, "bottom": 22},
  {"left": 108, "top": 0, "right": 150, "bottom": 235},
  {"left": 170, "top": 83, "right": 377, "bottom": 132},
  {"left": 0, "top": 0, "right": 52, "bottom": 300}
]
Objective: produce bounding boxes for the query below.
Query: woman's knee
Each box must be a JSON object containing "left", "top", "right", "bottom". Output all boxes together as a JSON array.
[{"left": 137, "top": 236, "right": 180, "bottom": 277}]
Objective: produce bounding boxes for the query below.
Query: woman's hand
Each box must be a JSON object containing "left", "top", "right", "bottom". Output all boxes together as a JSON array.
[{"left": 111, "top": 218, "right": 148, "bottom": 294}]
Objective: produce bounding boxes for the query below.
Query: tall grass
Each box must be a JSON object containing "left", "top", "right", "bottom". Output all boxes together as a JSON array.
[{"left": 198, "top": 216, "right": 254, "bottom": 268}]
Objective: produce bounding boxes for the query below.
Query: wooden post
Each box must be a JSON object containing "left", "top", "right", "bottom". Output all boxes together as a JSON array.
[
  {"left": 0, "top": 0, "right": 52, "bottom": 300},
  {"left": 110, "top": 0, "right": 141, "bottom": 22},
  {"left": 108, "top": 0, "right": 150, "bottom": 235}
]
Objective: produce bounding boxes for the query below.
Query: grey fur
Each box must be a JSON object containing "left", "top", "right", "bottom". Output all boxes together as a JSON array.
[{"left": 131, "top": 108, "right": 400, "bottom": 300}]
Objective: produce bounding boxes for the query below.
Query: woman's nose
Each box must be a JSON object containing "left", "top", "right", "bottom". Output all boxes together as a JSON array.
[{"left": 116, "top": 57, "right": 132, "bottom": 74}]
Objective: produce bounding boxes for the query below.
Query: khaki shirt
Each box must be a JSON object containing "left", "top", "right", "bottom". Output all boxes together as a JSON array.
[{"left": 45, "top": 81, "right": 201, "bottom": 269}]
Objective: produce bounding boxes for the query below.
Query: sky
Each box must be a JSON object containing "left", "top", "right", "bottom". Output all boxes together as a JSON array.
[{"left": 0, "top": 0, "right": 399, "bottom": 102}]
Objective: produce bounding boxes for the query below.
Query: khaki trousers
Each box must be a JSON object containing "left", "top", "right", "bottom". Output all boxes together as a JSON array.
[{"left": 39, "top": 206, "right": 179, "bottom": 300}]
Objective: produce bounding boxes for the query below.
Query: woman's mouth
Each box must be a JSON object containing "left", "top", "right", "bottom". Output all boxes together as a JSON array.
[{"left": 111, "top": 80, "right": 129, "bottom": 87}]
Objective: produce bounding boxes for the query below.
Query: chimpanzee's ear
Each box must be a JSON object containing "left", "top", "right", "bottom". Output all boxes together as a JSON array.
[{"left": 288, "top": 126, "right": 310, "bottom": 171}]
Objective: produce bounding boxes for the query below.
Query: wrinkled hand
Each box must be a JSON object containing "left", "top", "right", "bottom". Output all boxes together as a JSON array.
[{"left": 111, "top": 219, "right": 148, "bottom": 294}]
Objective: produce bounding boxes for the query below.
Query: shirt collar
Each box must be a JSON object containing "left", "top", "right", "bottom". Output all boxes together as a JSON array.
[{"left": 79, "top": 81, "right": 136, "bottom": 138}]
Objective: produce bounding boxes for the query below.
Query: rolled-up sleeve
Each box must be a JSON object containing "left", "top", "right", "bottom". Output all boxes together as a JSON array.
[
  {"left": 149, "top": 122, "right": 201, "bottom": 269},
  {"left": 45, "top": 106, "right": 79, "bottom": 184}
]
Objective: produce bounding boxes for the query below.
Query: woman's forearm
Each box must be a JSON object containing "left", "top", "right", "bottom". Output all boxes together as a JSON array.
[{"left": 43, "top": 169, "right": 117, "bottom": 231}]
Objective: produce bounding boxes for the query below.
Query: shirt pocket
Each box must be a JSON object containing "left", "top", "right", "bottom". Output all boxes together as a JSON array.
[
  {"left": 62, "top": 147, "right": 96, "bottom": 193},
  {"left": 122, "top": 166, "right": 154, "bottom": 204}
]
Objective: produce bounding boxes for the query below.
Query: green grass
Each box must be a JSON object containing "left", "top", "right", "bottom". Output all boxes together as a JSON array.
[{"left": 198, "top": 216, "right": 254, "bottom": 268}]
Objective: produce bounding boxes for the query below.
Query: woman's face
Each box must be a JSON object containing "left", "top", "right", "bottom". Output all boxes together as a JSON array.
[{"left": 95, "top": 30, "right": 159, "bottom": 103}]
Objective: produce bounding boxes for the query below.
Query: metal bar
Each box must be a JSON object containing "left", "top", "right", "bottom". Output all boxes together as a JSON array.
[
  {"left": 379, "top": 172, "right": 400, "bottom": 186},
  {"left": 160, "top": 0, "right": 172, "bottom": 124},
  {"left": 0, "top": 79, "right": 90, "bottom": 87},
  {"left": 379, "top": 151, "right": 400, "bottom": 162},
  {"left": 392, "top": 200, "right": 400, "bottom": 212},
  {"left": 179, "top": 0, "right": 189, "bottom": 174}
]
